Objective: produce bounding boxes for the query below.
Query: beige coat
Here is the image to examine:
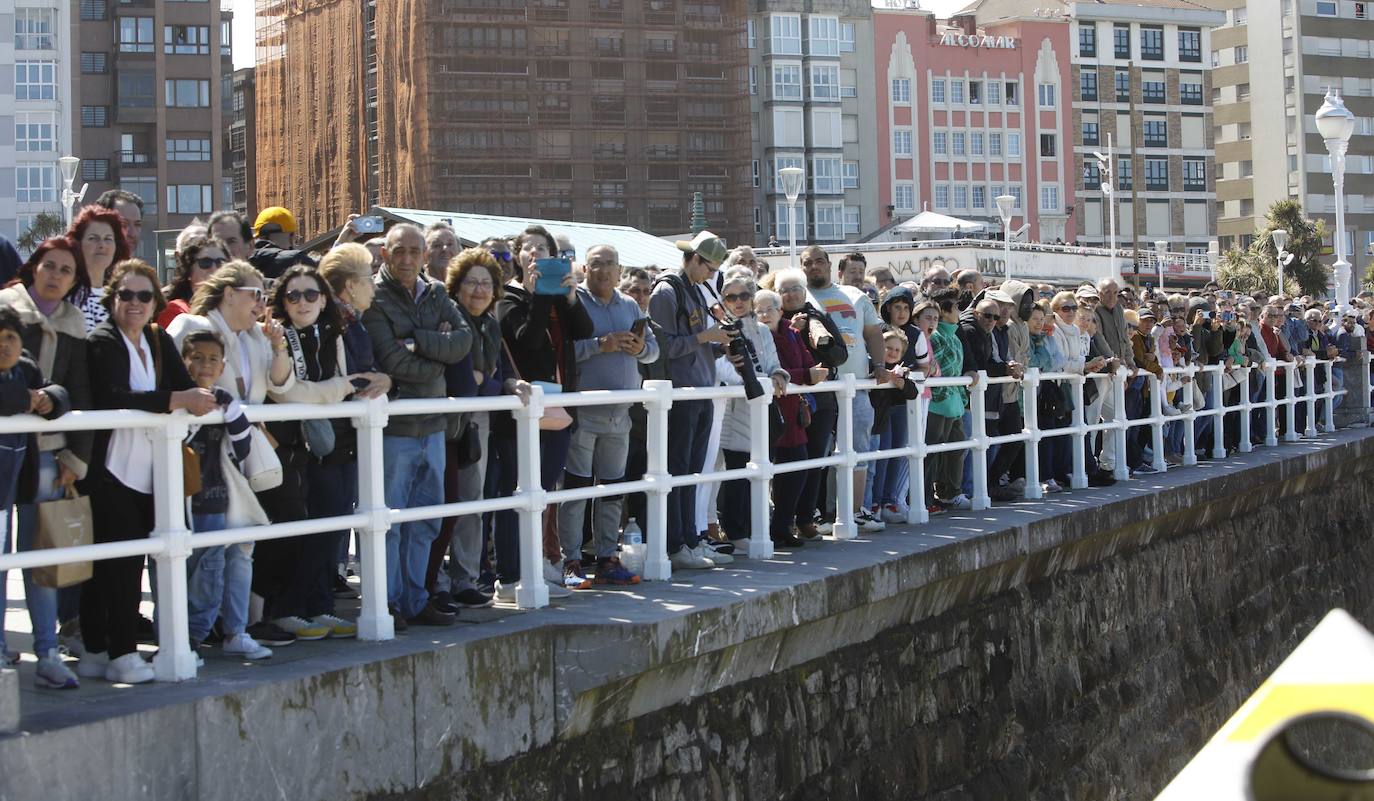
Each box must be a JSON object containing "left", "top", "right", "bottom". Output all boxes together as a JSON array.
[{"left": 167, "top": 308, "right": 293, "bottom": 403}]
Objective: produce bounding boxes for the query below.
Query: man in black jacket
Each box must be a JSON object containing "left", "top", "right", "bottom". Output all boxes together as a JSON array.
[
  {"left": 958, "top": 297, "right": 1021, "bottom": 499},
  {"left": 249, "top": 207, "right": 318, "bottom": 278}
]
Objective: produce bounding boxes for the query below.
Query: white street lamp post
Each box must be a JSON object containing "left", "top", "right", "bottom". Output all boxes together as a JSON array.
[
  {"left": 1094, "top": 133, "right": 1120, "bottom": 284},
  {"left": 779, "top": 167, "right": 804, "bottom": 272},
  {"left": 1154, "top": 240, "right": 1167, "bottom": 294},
  {"left": 58, "top": 156, "right": 87, "bottom": 227},
  {"left": 1271, "top": 228, "right": 1290, "bottom": 297},
  {"left": 995, "top": 193, "right": 1015, "bottom": 282},
  {"left": 1316, "top": 89, "right": 1356, "bottom": 311}
]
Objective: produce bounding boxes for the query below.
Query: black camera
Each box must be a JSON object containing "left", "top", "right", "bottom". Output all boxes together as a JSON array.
[{"left": 719, "top": 317, "right": 765, "bottom": 400}]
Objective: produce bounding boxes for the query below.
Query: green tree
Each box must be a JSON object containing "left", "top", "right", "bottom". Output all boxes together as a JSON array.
[
  {"left": 1217, "top": 200, "right": 1329, "bottom": 298},
  {"left": 16, "top": 212, "right": 66, "bottom": 252}
]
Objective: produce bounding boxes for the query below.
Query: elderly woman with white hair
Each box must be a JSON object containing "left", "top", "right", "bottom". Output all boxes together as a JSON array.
[{"left": 723, "top": 246, "right": 767, "bottom": 279}]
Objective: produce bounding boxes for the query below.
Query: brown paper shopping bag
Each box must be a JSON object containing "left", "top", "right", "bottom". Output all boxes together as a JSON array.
[{"left": 33, "top": 485, "right": 93, "bottom": 589}]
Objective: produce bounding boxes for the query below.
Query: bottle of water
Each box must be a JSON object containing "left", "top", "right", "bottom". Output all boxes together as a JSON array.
[{"left": 621, "top": 520, "right": 644, "bottom": 575}]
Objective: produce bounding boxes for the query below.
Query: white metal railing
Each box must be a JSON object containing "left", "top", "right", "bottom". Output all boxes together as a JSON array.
[{"left": 0, "top": 353, "right": 1358, "bottom": 683}]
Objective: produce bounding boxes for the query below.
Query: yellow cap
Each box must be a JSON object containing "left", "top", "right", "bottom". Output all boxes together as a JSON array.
[{"left": 253, "top": 206, "right": 297, "bottom": 236}]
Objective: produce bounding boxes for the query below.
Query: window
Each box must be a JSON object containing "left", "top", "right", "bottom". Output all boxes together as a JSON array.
[
  {"left": 751, "top": 160, "right": 759, "bottom": 187},
  {"left": 934, "top": 183, "right": 949, "bottom": 209},
  {"left": 1083, "top": 121, "right": 1100, "bottom": 146},
  {"left": 1037, "top": 83, "right": 1056, "bottom": 108},
  {"left": 749, "top": 66, "right": 757, "bottom": 95},
  {"left": 771, "top": 155, "right": 803, "bottom": 192},
  {"left": 810, "top": 64, "right": 839, "bottom": 100},
  {"left": 989, "top": 132, "right": 1002, "bottom": 156},
  {"left": 1180, "top": 82, "right": 1202, "bottom": 105},
  {"left": 1084, "top": 159, "right": 1101, "bottom": 187},
  {"left": 1145, "top": 157, "right": 1168, "bottom": 190},
  {"left": 1039, "top": 133, "right": 1057, "bottom": 157},
  {"left": 933, "top": 131, "right": 947, "bottom": 156},
  {"left": 15, "top": 60, "right": 56, "bottom": 100},
  {"left": 1143, "top": 118, "right": 1167, "bottom": 147},
  {"left": 1009, "top": 185, "right": 1022, "bottom": 209},
  {"left": 842, "top": 161, "right": 858, "bottom": 189},
  {"left": 164, "top": 25, "right": 210, "bottom": 54},
  {"left": 118, "top": 17, "right": 154, "bottom": 52},
  {"left": 844, "top": 206, "right": 860, "bottom": 235},
  {"left": 771, "top": 64, "right": 802, "bottom": 100},
  {"left": 1115, "top": 70, "right": 1130, "bottom": 102},
  {"left": 1357, "top": 2, "right": 1369, "bottom": 19},
  {"left": 1081, "top": 70, "right": 1098, "bottom": 101},
  {"left": 1140, "top": 26, "right": 1163, "bottom": 60},
  {"left": 1238, "top": 83, "right": 1250, "bottom": 101},
  {"left": 14, "top": 8, "right": 55, "bottom": 50},
  {"left": 167, "top": 184, "right": 213, "bottom": 215},
  {"left": 80, "top": 0, "right": 106, "bottom": 21},
  {"left": 16, "top": 166, "right": 55, "bottom": 204},
  {"left": 81, "top": 105, "right": 108, "bottom": 127},
  {"left": 1007, "top": 132, "right": 1021, "bottom": 158},
  {"left": 747, "top": 19, "right": 755, "bottom": 48},
  {"left": 807, "top": 16, "right": 839, "bottom": 57},
  {"left": 1118, "top": 157, "right": 1132, "bottom": 190},
  {"left": 165, "top": 79, "right": 210, "bottom": 107},
  {"left": 1234, "top": 7, "right": 1248, "bottom": 23},
  {"left": 121, "top": 178, "right": 157, "bottom": 215},
  {"left": 891, "top": 77, "right": 911, "bottom": 104},
  {"left": 894, "top": 183, "right": 914, "bottom": 210},
  {"left": 167, "top": 137, "right": 211, "bottom": 161},
  {"left": 753, "top": 207, "right": 762, "bottom": 234},
  {"left": 1079, "top": 23, "right": 1096, "bottom": 57},
  {"left": 931, "top": 79, "right": 946, "bottom": 104},
  {"left": 15, "top": 115, "right": 54, "bottom": 152},
  {"left": 1183, "top": 158, "right": 1205, "bottom": 190},
  {"left": 81, "top": 52, "right": 108, "bottom": 73},
  {"left": 82, "top": 160, "right": 110, "bottom": 181},
  {"left": 839, "top": 22, "right": 855, "bottom": 52},
  {"left": 1179, "top": 28, "right": 1201, "bottom": 62},
  {"left": 769, "top": 14, "right": 801, "bottom": 55},
  {"left": 987, "top": 81, "right": 1000, "bottom": 105},
  {"left": 813, "top": 202, "right": 843, "bottom": 240},
  {"left": 1235, "top": 45, "right": 1247, "bottom": 64},
  {"left": 118, "top": 71, "right": 155, "bottom": 107},
  {"left": 969, "top": 80, "right": 981, "bottom": 104},
  {"left": 971, "top": 132, "right": 984, "bottom": 156},
  {"left": 811, "top": 157, "right": 842, "bottom": 194},
  {"left": 1040, "top": 185, "right": 1059, "bottom": 212},
  {"left": 1142, "top": 79, "right": 1165, "bottom": 103},
  {"left": 893, "top": 130, "right": 912, "bottom": 156},
  {"left": 972, "top": 185, "right": 986, "bottom": 209},
  {"left": 950, "top": 80, "right": 964, "bottom": 104},
  {"left": 1005, "top": 81, "right": 1018, "bottom": 106},
  {"left": 1114, "top": 24, "right": 1130, "bottom": 59},
  {"left": 1316, "top": 1, "right": 1336, "bottom": 15},
  {"left": 953, "top": 184, "right": 968, "bottom": 208},
  {"left": 952, "top": 132, "right": 965, "bottom": 156}
]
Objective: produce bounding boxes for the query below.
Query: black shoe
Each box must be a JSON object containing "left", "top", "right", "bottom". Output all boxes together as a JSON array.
[
  {"left": 431, "top": 591, "right": 459, "bottom": 614},
  {"left": 407, "top": 603, "right": 456, "bottom": 627},
  {"left": 332, "top": 574, "right": 359, "bottom": 600},
  {"left": 453, "top": 588, "right": 495, "bottom": 609},
  {"left": 246, "top": 621, "right": 297, "bottom": 647},
  {"left": 203, "top": 618, "right": 225, "bottom": 646},
  {"left": 989, "top": 485, "right": 1020, "bottom": 501},
  {"left": 1088, "top": 470, "right": 1117, "bottom": 487},
  {"left": 771, "top": 531, "right": 805, "bottom": 548},
  {"left": 705, "top": 540, "right": 734, "bottom": 556},
  {"left": 136, "top": 614, "right": 157, "bottom": 643}
]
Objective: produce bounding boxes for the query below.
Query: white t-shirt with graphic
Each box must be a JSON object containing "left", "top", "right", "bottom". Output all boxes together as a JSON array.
[{"left": 807, "top": 283, "right": 880, "bottom": 378}]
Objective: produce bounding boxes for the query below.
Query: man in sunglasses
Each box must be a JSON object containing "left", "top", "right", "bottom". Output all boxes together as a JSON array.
[
  {"left": 250, "top": 206, "right": 318, "bottom": 278},
  {"left": 482, "top": 236, "right": 516, "bottom": 282},
  {"left": 920, "top": 266, "right": 952, "bottom": 299},
  {"left": 957, "top": 297, "right": 1023, "bottom": 501}
]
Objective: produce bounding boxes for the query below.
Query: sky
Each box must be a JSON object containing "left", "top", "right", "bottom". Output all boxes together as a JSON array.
[{"left": 231, "top": 0, "right": 974, "bottom": 71}]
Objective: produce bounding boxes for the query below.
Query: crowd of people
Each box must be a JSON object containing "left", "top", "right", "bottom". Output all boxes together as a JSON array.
[{"left": 0, "top": 195, "right": 1361, "bottom": 689}]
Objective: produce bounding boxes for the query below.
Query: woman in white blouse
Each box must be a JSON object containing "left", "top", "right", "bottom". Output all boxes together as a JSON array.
[{"left": 80, "top": 260, "right": 218, "bottom": 684}]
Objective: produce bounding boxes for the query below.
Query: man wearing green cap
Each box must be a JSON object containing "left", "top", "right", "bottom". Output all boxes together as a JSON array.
[{"left": 649, "top": 231, "right": 735, "bottom": 570}]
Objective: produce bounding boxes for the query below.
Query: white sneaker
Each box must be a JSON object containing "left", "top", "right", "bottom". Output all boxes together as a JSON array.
[
  {"left": 105, "top": 652, "right": 155, "bottom": 684},
  {"left": 946, "top": 494, "right": 974, "bottom": 510},
  {"left": 272, "top": 616, "right": 330, "bottom": 641},
  {"left": 880, "top": 503, "right": 909, "bottom": 524},
  {"left": 670, "top": 545, "right": 714, "bottom": 570},
  {"left": 545, "top": 580, "right": 572, "bottom": 599},
  {"left": 313, "top": 614, "right": 358, "bottom": 639},
  {"left": 694, "top": 543, "right": 731, "bottom": 564},
  {"left": 728, "top": 538, "right": 751, "bottom": 558},
  {"left": 542, "top": 560, "right": 564, "bottom": 585},
  {"left": 34, "top": 649, "right": 79, "bottom": 690},
  {"left": 222, "top": 633, "right": 273, "bottom": 661},
  {"left": 494, "top": 580, "right": 517, "bottom": 603},
  {"left": 815, "top": 518, "right": 834, "bottom": 535},
  {"left": 1043, "top": 479, "right": 1064, "bottom": 493},
  {"left": 493, "top": 578, "right": 570, "bottom": 601},
  {"left": 855, "top": 510, "right": 886, "bottom": 532},
  {"left": 76, "top": 651, "right": 109, "bottom": 679}
]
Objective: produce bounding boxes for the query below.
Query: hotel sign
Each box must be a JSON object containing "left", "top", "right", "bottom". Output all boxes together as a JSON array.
[{"left": 939, "top": 33, "right": 1018, "bottom": 49}]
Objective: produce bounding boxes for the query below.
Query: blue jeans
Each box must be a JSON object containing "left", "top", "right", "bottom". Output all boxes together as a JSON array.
[
  {"left": 666, "top": 399, "right": 712, "bottom": 554},
  {"left": 872, "top": 407, "right": 911, "bottom": 508},
  {"left": 383, "top": 431, "right": 445, "bottom": 619},
  {"left": 186, "top": 512, "right": 253, "bottom": 639},
  {"left": 492, "top": 426, "right": 572, "bottom": 584},
  {"left": 10, "top": 449, "right": 60, "bottom": 655},
  {"left": 0, "top": 436, "right": 30, "bottom": 654}
]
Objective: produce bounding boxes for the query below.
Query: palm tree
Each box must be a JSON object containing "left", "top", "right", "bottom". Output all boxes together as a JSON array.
[
  {"left": 17, "top": 212, "right": 66, "bottom": 252},
  {"left": 1217, "top": 200, "right": 1329, "bottom": 298}
]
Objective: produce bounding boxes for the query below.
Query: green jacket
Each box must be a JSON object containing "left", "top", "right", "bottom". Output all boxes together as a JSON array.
[
  {"left": 363, "top": 267, "right": 472, "bottom": 437},
  {"left": 930, "top": 320, "right": 966, "bottom": 419}
]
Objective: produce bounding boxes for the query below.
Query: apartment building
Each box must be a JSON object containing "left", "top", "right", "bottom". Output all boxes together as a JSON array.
[
  {"left": 2, "top": 0, "right": 74, "bottom": 242},
  {"left": 71, "top": 0, "right": 234, "bottom": 260},
  {"left": 1210, "top": 0, "right": 1374, "bottom": 282},
  {"left": 1066, "top": 0, "right": 1225, "bottom": 257},
  {"left": 256, "top": 0, "right": 754, "bottom": 246},
  {"left": 873, "top": 3, "right": 1074, "bottom": 243},
  {"left": 746, "top": 0, "right": 878, "bottom": 246},
  {"left": 226, "top": 66, "right": 255, "bottom": 216}
]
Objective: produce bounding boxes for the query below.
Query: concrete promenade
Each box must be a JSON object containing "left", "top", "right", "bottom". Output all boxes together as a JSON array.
[{"left": 0, "top": 428, "right": 1370, "bottom": 800}]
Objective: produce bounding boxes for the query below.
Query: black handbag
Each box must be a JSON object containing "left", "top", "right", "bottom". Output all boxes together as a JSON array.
[
  {"left": 1037, "top": 380, "right": 1071, "bottom": 421},
  {"left": 453, "top": 419, "right": 482, "bottom": 467}
]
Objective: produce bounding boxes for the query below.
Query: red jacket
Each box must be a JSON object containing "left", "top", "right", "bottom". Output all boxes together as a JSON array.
[{"left": 771, "top": 325, "right": 811, "bottom": 448}]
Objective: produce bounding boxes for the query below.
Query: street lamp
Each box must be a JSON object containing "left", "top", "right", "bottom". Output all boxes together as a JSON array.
[
  {"left": 995, "top": 193, "right": 1015, "bottom": 282},
  {"left": 58, "top": 155, "right": 87, "bottom": 227},
  {"left": 1153, "top": 240, "right": 1167, "bottom": 294},
  {"left": 1094, "top": 133, "right": 1120, "bottom": 283},
  {"left": 779, "top": 166, "right": 804, "bottom": 271},
  {"left": 1316, "top": 89, "right": 1356, "bottom": 310},
  {"left": 1271, "top": 228, "right": 1293, "bottom": 297}
]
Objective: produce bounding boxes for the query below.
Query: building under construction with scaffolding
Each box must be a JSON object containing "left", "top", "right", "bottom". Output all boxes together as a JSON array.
[{"left": 254, "top": 0, "right": 754, "bottom": 247}]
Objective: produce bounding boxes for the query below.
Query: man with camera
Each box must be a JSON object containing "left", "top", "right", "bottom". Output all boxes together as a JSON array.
[{"left": 557, "top": 245, "right": 658, "bottom": 587}]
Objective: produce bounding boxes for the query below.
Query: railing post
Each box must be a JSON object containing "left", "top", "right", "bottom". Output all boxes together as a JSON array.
[
  {"left": 1069, "top": 374, "right": 1087, "bottom": 490},
  {"left": 1111, "top": 367, "right": 1129, "bottom": 482},
  {"left": 907, "top": 392, "right": 929, "bottom": 525},
  {"left": 746, "top": 385, "right": 775, "bottom": 560},
  {"left": 1304, "top": 356, "right": 1318, "bottom": 438},
  {"left": 1209, "top": 365, "right": 1226, "bottom": 459},
  {"left": 1284, "top": 360, "right": 1299, "bottom": 443},
  {"left": 1324, "top": 360, "right": 1337, "bottom": 433},
  {"left": 642, "top": 380, "right": 673, "bottom": 581},
  {"left": 1147, "top": 373, "right": 1166, "bottom": 473},
  {"left": 1181, "top": 366, "right": 1197, "bottom": 466},
  {"left": 832, "top": 374, "right": 857, "bottom": 539},
  {"left": 1263, "top": 361, "right": 1279, "bottom": 447},
  {"left": 969, "top": 371, "right": 991, "bottom": 509},
  {"left": 514, "top": 385, "right": 549, "bottom": 609},
  {"left": 1237, "top": 365, "right": 1253, "bottom": 454},
  {"left": 354, "top": 395, "right": 393, "bottom": 641},
  {"left": 151, "top": 413, "right": 195, "bottom": 682},
  {"left": 1022, "top": 368, "right": 1043, "bottom": 499}
]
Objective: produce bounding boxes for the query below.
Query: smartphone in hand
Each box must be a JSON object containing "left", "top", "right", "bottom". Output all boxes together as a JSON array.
[{"left": 630, "top": 317, "right": 648, "bottom": 337}]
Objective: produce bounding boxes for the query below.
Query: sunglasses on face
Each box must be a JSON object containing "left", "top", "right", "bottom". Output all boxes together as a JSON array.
[
  {"left": 232, "top": 285, "right": 264, "bottom": 302},
  {"left": 780, "top": 285, "right": 806, "bottom": 294},
  {"left": 194, "top": 257, "right": 225, "bottom": 271},
  {"left": 1057, "top": 304, "right": 1078, "bottom": 312},
  {"left": 489, "top": 250, "right": 512, "bottom": 262},
  {"left": 980, "top": 312, "right": 1001, "bottom": 321},
  {"left": 723, "top": 292, "right": 754, "bottom": 303},
  {"left": 284, "top": 288, "right": 323, "bottom": 304},
  {"left": 116, "top": 289, "right": 155, "bottom": 304},
  {"left": 927, "top": 279, "right": 951, "bottom": 287}
]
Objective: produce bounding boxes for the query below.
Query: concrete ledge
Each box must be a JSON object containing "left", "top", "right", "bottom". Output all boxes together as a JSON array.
[
  {"left": 0, "top": 669, "right": 15, "bottom": 734},
  {"left": 2, "top": 430, "right": 1373, "bottom": 801}
]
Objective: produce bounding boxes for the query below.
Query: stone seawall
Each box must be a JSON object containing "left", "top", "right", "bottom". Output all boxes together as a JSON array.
[{"left": 391, "top": 435, "right": 1374, "bottom": 801}]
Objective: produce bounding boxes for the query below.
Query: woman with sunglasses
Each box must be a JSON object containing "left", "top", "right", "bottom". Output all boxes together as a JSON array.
[
  {"left": 158, "top": 235, "right": 229, "bottom": 327},
  {"left": 82, "top": 260, "right": 219, "bottom": 683},
  {"left": 68, "top": 206, "right": 132, "bottom": 332}
]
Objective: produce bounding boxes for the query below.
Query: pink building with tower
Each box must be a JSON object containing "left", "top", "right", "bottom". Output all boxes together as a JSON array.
[{"left": 872, "top": 2, "right": 1075, "bottom": 244}]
